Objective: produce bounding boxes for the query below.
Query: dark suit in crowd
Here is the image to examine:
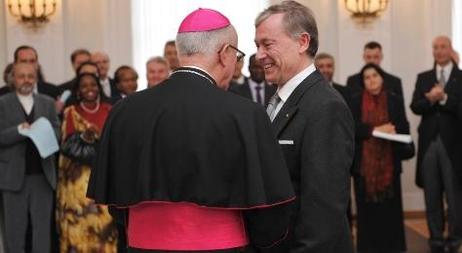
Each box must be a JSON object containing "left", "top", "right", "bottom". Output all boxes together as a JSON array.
[
  {"left": 410, "top": 63, "right": 462, "bottom": 252},
  {"left": 0, "top": 93, "right": 59, "bottom": 252}
]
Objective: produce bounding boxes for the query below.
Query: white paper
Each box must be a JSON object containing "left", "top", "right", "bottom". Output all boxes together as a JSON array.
[
  {"left": 18, "top": 117, "right": 59, "bottom": 158},
  {"left": 60, "top": 90, "right": 71, "bottom": 103},
  {"left": 372, "top": 130, "right": 412, "bottom": 144}
]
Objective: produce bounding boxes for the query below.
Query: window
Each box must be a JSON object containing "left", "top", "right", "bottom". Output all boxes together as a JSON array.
[
  {"left": 131, "top": 0, "right": 268, "bottom": 89},
  {"left": 453, "top": 0, "right": 462, "bottom": 67}
]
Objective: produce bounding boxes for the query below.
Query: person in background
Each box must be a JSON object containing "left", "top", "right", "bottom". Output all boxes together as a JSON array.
[
  {"left": 14, "top": 45, "right": 61, "bottom": 99},
  {"left": 57, "top": 73, "right": 116, "bottom": 252},
  {"left": 60, "top": 49, "right": 92, "bottom": 91},
  {"left": 146, "top": 56, "right": 169, "bottom": 88},
  {"left": 163, "top": 40, "right": 180, "bottom": 71},
  {"left": 91, "top": 51, "right": 120, "bottom": 99},
  {"left": 346, "top": 41, "right": 403, "bottom": 98},
  {"left": 410, "top": 36, "right": 462, "bottom": 253},
  {"left": 229, "top": 58, "right": 249, "bottom": 89},
  {"left": 113, "top": 65, "right": 138, "bottom": 102},
  {"left": 0, "top": 63, "right": 14, "bottom": 96},
  {"left": 351, "top": 63, "right": 414, "bottom": 253},
  {"left": 0, "top": 62, "right": 60, "bottom": 252},
  {"left": 229, "top": 54, "right": 276, "bottom": 106}
]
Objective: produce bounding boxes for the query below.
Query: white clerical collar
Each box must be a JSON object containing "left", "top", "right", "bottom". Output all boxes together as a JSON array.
[
  {"left": 16, "top": 92, "right": 34, "bottom": 114},
  {"left": 277, "top": 63, "right": 316, "bottom": 103},
  {"left": 178, "top": 65, "right": 215, "bottom": 85}
]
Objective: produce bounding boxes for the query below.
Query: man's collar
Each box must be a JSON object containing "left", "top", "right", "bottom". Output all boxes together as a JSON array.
[{"left": 277, "top": 63, "right": 316, "bottom": 103}]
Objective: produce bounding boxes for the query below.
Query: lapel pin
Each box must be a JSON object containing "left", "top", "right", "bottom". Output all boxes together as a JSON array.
[{"left": 285, "top": 113, "right": 289, "bottom": 118}]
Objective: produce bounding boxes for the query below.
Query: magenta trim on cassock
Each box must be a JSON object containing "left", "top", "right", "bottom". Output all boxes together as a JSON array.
[{"left": 128, "top": 202, "right": 248, "bottom": 250}]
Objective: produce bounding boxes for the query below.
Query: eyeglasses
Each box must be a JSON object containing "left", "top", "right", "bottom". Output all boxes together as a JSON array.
[{"left": 227, "top": 45, "right": 246, "bottom": 62}]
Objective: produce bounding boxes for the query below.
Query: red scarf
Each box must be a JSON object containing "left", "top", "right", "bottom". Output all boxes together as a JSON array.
[{"left": 360, "top": 90, "right": 394, "bottom": 202}]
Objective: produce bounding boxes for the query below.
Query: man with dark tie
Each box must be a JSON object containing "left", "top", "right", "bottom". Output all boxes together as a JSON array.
[
  {"left": 91, "top": 51, "right": 120, "bottom": 100},
  {"left": 229, "top": 54, "right": 276, "bottom": 106},
  {"left": 411, "top": 36, "right": 462, "bottom": 253},
  {"left": 346, "top": 41, "right": 403, "bottom": 98}
]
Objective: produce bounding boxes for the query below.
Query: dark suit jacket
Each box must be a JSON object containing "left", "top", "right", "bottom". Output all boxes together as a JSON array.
[
  {"left": 332, "top": 82, "right": 352, "bottom": 108},
  {"left": 270, "top": 70, "right": 354, "bottom": 253},
  {"left": 0, "top": 93, "right": 60, "bottom": 191},
  {"left": 38, "top": 81, "right": 60, "bottom": 99},
  {"left": 410, "top": 65, "right": 462, "bottom": 188},
  {"left": 229, "top": 81, "right": 276, "bottom": 105},
  {"left": 347, "top": 71, "right": 404, "bottom": 98},
  {"left": 350, "top": 91, "right": 415, "bottom": 176},
  {"left": 229, "top": 76, "right": 250, "bottom": 90},
  {"left": 0, "top": 86, "right": 11, "bottom": 97}
]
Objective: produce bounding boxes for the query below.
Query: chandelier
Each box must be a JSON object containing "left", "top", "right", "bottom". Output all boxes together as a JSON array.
[
  {"left": 344, "top": 0, "right": 389, "bottom": 23},
  {"left": 7, "top": 0, "right": 57, "bottom": 27}
]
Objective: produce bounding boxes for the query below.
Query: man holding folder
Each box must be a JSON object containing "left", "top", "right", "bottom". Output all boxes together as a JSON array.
[{"left": 0, "top": 63, "right": 60, "bottom": 252}]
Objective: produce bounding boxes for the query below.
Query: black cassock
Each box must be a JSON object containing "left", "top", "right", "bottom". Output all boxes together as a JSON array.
[{"left": 87, "top": 67, "right": 295, "bottom": 251}]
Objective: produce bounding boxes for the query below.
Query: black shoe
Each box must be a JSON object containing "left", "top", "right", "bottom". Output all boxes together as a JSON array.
[{"left": 430, "top": 246, "right": 445, "bottom": 253}]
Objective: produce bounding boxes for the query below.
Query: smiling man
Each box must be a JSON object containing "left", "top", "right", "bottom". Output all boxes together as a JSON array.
[
  {"left": 254, "top": 1, "right": 355, "bottom": 252},
  {"left": 0, "top": 63, "right": 59, "bottom": 252}
]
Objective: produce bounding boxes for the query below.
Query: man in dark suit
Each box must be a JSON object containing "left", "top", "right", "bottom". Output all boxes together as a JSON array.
[
  {"left": 14, "top": 46, "right": 61, "bottom": 99},
  {"left": 255, "top": 1, "right": 355, "bottom": 252},
  {"left": 0, "top": 63, "right": 59, "bottom": 252},
  {"left": 410, "top": 36, "right": 462, "bottom": 253},
  {"left": 314, "top": 52, "right": 351, "bottom": 105},
  {"left": 346, "top": 41, "right": 403, "bottom": 98},
  {"left": 59, "top": 49, "right": 91, "bottom": 92},
  {"left": 229, "top": 54, "right": 276, "bottom": 106},
  {"left": 229, "top": 57, "right": 250, "bottom": 89},
  {"left": 91, "top": 51, "right": 120, "bottom": 99}
]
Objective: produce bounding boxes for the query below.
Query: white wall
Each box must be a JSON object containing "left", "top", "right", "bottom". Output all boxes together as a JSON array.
[{"left": 0, "top": 0, "right": 132, "bottom": 85}]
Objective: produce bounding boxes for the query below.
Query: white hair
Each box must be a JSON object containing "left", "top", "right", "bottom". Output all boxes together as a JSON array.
[{"left": 176, "top": 25, "right": 236, "bottom": 56}]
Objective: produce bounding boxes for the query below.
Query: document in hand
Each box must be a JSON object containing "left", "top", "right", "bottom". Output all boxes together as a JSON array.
[
  {"left": 18, "top": 117, "right": 59, "bottom": 158},
  {"left": 372, "top": 130, "right": 413, "bottom": 144}
]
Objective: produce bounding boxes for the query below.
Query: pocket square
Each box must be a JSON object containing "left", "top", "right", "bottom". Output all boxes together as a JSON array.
[{"left": 279, "top": 140, "right": 294, "bottom": 145}]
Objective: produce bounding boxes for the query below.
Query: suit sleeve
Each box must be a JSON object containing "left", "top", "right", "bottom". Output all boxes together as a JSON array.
[
  {"left": 410, "top": 74, "right": 434, "bottom": 115},
  {"left": 296, "top": 99, "right": 355, "bottom": 252},
  {"left": 0, "top": 101, "right": 27, "bottom": 147},
  {"left": 392, "top": 96, "right": 415, "bottom": 160}
]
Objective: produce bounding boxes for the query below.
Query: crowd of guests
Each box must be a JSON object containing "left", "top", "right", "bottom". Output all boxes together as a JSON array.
[{"left": 0, "top": 2, "right": 462, "bottom": 253}]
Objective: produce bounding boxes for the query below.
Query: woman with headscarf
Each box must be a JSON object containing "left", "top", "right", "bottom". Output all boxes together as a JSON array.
[{"left": 350, "top": 63, "right": 415, "bottom": 253}]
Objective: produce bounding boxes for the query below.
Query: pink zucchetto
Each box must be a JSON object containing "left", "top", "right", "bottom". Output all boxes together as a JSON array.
[{"left": 178, "top": 8, "right": 230, "bottom": 33}]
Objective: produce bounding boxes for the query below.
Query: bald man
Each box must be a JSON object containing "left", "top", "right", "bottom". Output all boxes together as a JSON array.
[
  {"left": 91, "top": 51, "right": 120, "bottom": 99},
  {"left": 411, "top": 36, "right": 462, "bottom": 253}
]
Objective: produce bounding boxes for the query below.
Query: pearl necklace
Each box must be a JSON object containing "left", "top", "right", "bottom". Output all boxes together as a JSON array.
[{"left": 80, "top": 100, "right": 100, "bottom": 114}]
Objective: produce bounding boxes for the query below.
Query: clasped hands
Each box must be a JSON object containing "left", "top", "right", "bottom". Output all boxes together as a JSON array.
[{"left": 425, "top": 83, "right": 447, "bottom": 103}]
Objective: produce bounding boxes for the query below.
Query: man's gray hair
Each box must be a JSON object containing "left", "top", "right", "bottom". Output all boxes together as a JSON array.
[
  {"left": 255, "top": 0, "right": 318, "bottom": 57},
  {"left": 146, "top": 56, "right": 169, "bottom": 68},
  {"left": 176, "top": 25, "right": 235, "bottom": 56}
]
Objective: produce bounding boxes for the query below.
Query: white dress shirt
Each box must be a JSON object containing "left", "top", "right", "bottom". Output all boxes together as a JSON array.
[
  {"left": 436, "top": 61, "right": 453, "bottom": 105},
  {"left": 272, "top": 64, "right": 316, "bottom": 118},
  {"left": 100, "top": 78, "right": 112, "bottom": 98},
  {"left": 17, "top": 93, "right": 34, "bottom": 115}
]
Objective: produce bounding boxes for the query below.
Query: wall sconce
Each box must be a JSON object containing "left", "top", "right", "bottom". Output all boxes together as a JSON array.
[
  {"left": 7, "top": 0, "right": 57, "bottom": 27},
  {"left": 344, "top": 0, "right": 388, "bottom": 23}
]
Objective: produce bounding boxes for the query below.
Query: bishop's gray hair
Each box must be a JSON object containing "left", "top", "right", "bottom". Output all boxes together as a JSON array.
[{"left": 176, "top": 25, "right": 236, "bottom": 57}]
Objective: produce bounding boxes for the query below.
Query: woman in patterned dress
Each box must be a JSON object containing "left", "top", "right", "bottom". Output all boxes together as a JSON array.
[{"left": 57, "top": 73, "right": 117, "bottom": 252}]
